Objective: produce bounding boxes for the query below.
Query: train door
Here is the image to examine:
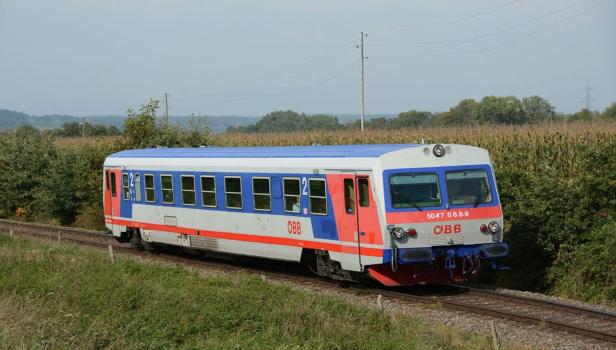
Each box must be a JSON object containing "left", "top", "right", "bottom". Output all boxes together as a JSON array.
[
  {"left": 104, "top": 168, "right": 121, "bottom": 223},
  {"left": 340, "top": 173, "right": 376, "bottom": 269}
]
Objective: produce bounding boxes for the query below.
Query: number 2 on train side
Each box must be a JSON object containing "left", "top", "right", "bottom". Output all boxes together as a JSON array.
[{"left": 301, "top": 177, "right": 308, "bottom": 196}]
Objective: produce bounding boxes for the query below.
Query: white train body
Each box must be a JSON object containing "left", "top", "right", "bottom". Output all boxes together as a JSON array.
[{"left": 103, "top": 144, "right": 508, "bottom": 286}]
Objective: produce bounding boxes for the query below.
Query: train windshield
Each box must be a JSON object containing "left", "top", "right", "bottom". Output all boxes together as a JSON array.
[
  {"left": 446, "top": 169, "right": 492, "bottom": 206},
  {"left": 390, "top": 173, "right": 441, "bottom": 209}
]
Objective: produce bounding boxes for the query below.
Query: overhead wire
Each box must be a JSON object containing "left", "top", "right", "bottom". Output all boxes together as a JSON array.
[
  {"left": 371, "top": 0, "right": 589, "bottom": 48},
  {"left": 370, "top": 0, "right": 602, "bottom": 61}
]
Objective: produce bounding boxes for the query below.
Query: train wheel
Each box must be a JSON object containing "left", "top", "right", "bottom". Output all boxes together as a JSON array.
[{"left": 129, "top": 229, "right": 144, "bottom": 250}]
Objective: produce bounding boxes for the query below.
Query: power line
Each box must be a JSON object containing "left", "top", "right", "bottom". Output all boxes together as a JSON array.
[
  {"left": 372, "top": 0, "right": 589, "bottom": 48},
  {"left": 370, "top": 3, "right": 598, "bottom": 61},
  {"left": 207, "top": 58, "right": 360, "bottom": 106},
  {"left": 383, "top": 0, "right": 523, "bottom": 32},
  {"left": 175, "top": 44, "right": 356, "bottom": 102}
]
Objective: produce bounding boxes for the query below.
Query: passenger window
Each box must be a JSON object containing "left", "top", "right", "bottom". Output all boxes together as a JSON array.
[
  {"left": 145, "top": 174, "right": 155, "bottom": 202},
  {"left": 283, "top": 178, "right": 300, "bottom": 213},
  {"left": 181, "top": 175, "right": 196, "bottom": 205},
  {"left": 134, "top": 174, "right": 142, "bottom": 202},
  {"left": 253, "top": 177, "right": 271, "bottom": 211},
  {"left": 344, "top": 179, "right": 355, "bottom": 214},
  {"left": 105, "top": 171, "right": 109, "bottom": 191},
  {"left": 110, "top": 173, "right": 117, "bottom": 197},
  {"left": 201, "top": 176, "right": 216, "bottom": 207},
  {"left": 358, "top": 178, "right": 370, "bottom": 207},
  {"left": 225, "top": 177, "right": 242, "bottom": 209},
  {"left": 161, "top": 175, "right": 174, "bottom": 204},
  {"left": 309, "top": 179, "right": 327, "bottom": 215},
  {"left": 122, "top": 174, "right": 130, "bottom": 200}
]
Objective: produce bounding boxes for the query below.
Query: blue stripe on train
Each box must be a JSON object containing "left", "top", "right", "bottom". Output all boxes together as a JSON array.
[{"left": 118, "top": 169, "right": 339, "bottom": 241}]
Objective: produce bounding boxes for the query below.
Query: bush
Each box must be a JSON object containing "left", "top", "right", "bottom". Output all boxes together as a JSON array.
[{"left": 548, "top": 221, "right": 616, "bottom": 304}]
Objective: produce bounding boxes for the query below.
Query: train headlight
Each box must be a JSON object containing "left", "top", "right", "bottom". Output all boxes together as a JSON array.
[
  {"left": 433, "top": 144, "right": 446, "bottom": 157},
  {"left": 391, "top": 227, "right": 406, "bottom": 240},
  {"left": 488, "top": 221, "right": 500, "bottom": 234}
]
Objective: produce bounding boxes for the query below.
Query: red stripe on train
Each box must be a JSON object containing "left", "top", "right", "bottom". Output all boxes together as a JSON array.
[
  {"left": 109, "top": 218, "right": 383, "bottom": 257},
  {"left": 386, "top": 205, "right": 502, "bottom": 224}
]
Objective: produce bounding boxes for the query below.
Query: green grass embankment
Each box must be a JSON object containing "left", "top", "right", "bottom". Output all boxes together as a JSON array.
[{"left": 0, "top": 235, "right": 504, "bottom": 350}]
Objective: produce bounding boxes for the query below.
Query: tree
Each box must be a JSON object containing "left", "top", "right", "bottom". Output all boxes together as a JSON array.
[
  {"left": 306, "top": 114, "right": 342, "bottom": 131},
  {"left": 389, "top": 110, "right": 433, "bottom": 129},
  {"left": 254, "top": 110, "right": 308, "bottom": 132},
  {"left": 0, "top": 126, "right": 56, "bottom": 219},
  {"left": 521, "top": 96, "right": 555, "bottom": 123},
  {"left": 35, "top": 151, "right": 79, "bottom": 224},
  {"left": 106, "top": 125, "right": 121, "bottom": 136},
  {"left": 123, "top": 99, "right": 159, "bottom": 148},
  {"left": 570, "top": 108, "right": 597, "bottom": 122},
  {"left": 473, "top": 96, "right": 526, "bottom": 124},
  {"left": 603, "top": 103, "right": 616, "bottom": 119},
  {"left": 123, "top": 99, "right": 209, "bottom": 148},
  {"left": 366, "top": 117, "right": 389, "bottom": 130},
  {"left": 228, "top": 110, "right": 343, "bottom": 133},
  {"left": 432, "top": 99, "right": 478, "bottom": 126}
]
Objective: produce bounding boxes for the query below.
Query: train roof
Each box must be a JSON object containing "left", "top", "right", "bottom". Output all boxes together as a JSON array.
[{"left": 107, "top": 144, "right": 422, "bottom": 159}]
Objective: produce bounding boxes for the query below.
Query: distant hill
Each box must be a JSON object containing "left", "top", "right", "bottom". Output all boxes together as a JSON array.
[{"left": 0, "top": 109, "right": 396, "bottom": 133}]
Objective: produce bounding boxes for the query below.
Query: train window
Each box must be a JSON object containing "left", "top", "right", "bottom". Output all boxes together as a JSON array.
[
  {"left": 344, "top": 179, "right": 355, "bottom": 214},
  {"left": 358, "top": 178, "right": 370, "bottom": 207},
  {"left": 161, "top": 174, "right": 174, "bottom": 204},
  {"left": 252, "top": 177, "right": 271, "bottom": 211},
  {"left": 446, "top": 170, "right": 492, "bottom": 206},
  {"left": 145, "top": 174, "right": 155, "bottom": 203},
  {"left": 105, "top": 171, "right": 109, "bottom": 191},
  {"left": 389, "top": 173, "right": 441, "bottom": 209},
  {"left": 309, "top": 179, "right": 327, "bottom": 215},
  {"left": 201, "top": 176, "right": 216, "bottom": 207},
  {"left": 283, "top": 178, "right": 300, "bottom": 213},
  {"left": 110, "top": 172, "right": 117, "bottom": 197},
  {"left": 134, "top": 174, "right": 142, "bottom": 202},
  {"left": 225, "top": 176, "right": 242, "bottom": 209},
  {"left": 122, "top": 173, "right": 130, "bottom": 200},
  {"left": 181, "top": 175, "right": 196, "bottom": 206}
]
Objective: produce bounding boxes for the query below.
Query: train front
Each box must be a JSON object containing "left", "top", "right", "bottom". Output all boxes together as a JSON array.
[{"left": 368, "top": 144, "right": 509, "bottom": 286}]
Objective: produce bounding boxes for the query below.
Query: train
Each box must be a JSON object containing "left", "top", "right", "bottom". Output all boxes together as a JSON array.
[{"left": 103, "top": 144, "right": 508, "bottom": 286}]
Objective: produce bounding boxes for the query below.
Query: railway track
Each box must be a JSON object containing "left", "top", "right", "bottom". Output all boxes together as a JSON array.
[{"left": 1, "top": 219, "right": 615, "bottom": 345}]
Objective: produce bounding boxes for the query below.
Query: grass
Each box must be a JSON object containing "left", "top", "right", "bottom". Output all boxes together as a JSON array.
[{"left": 0, "top": 234, "right": 509, "bottom": 350}]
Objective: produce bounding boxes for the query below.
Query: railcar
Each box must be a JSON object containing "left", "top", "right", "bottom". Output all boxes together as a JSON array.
[{"left": 103, "top": 144, "right": 508, "bottom": 286}]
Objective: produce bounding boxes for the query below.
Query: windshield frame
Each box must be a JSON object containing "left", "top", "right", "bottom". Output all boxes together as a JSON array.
[{"left": 445, "top": 169, "right": 494, "bottom": 207}]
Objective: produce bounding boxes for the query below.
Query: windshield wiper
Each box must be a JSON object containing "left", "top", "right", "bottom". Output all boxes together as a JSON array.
[
  {"left": 411, "top": 202, "right": 423, "bottom": 211},
  {"left": 473, "top": 198, "right": 482, "bottom": 208}
]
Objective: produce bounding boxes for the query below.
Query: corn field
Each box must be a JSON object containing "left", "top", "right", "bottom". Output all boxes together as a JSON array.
[{"left": 16, "top": 121, "right": 616, "bottom": 302}]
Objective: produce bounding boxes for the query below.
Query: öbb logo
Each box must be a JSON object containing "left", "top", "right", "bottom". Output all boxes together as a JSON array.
[{"left": 433, "top": 224, "right": 461, "bottom": 235}]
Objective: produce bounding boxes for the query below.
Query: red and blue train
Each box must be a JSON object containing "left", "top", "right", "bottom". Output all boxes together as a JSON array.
[{"left": 103, "top": 144, "right": 508, "bottom": 286}]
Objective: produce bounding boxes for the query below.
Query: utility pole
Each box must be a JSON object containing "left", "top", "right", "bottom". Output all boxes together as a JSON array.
[
  {"left": 359, "top": 32, "right": 367, "bottom": 132},
  {"left": 164, "top": 92, "right": 170, "bottom": 126}
]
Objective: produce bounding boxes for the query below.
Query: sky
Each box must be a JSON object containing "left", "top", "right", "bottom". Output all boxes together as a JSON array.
[{"left": 0, "top": 0, "right": 614, "bottom": 117}]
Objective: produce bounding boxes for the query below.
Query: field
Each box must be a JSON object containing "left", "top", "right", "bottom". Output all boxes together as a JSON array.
[
  {"left": 3, "top": 121, "right": 616, "bottom": 304},
  {"left": 0, "top": 234, "right": 503, "bottom": 350}
]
